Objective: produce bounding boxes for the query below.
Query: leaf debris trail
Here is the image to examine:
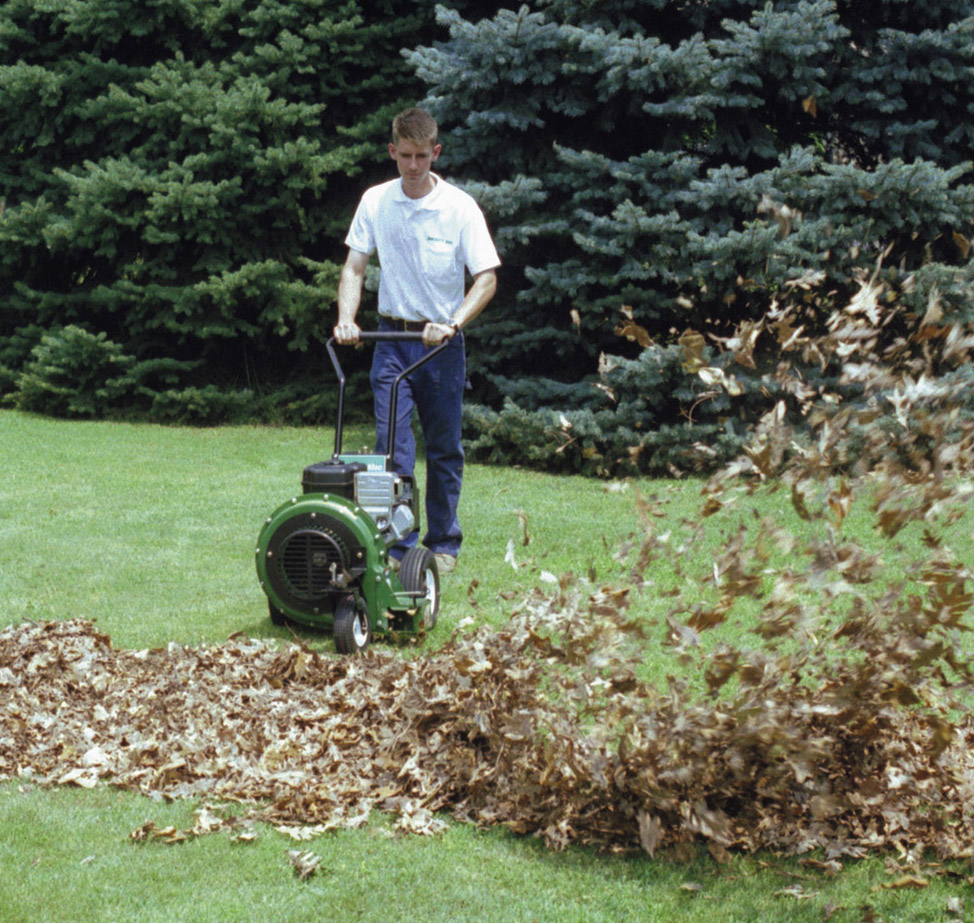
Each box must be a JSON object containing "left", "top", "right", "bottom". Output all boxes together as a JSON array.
[{"left": 3, "top": 487, "right": 974, "bottom": 860}]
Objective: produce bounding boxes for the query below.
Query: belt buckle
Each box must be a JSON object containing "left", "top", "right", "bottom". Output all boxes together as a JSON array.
[{"left": 384, "top": 317, "right": 426, "bottom": 332}]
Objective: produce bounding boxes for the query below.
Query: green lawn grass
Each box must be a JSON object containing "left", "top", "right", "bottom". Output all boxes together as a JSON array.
[
  {"left": 0, "top": 410, "right": 661, "bottom": 648},
  {"left": 1, "top": 410, "right": 971, "bottom": 922}
]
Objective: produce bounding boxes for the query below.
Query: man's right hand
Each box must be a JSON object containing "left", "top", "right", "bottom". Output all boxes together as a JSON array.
[{"left": 333, "top": 321, "right": 362, "bottom": 345}]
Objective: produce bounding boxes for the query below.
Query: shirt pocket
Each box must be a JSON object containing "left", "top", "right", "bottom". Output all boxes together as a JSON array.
[{"left": 421, "top": 237, "right": 457, "bottom": 281}]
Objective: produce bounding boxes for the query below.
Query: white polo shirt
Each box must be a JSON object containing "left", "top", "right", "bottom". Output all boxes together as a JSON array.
[{"left": 345, "top": 174, "right": 500, "bottom": 325}]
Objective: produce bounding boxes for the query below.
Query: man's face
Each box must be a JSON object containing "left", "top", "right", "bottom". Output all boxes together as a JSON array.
[{"left": 389, "top": 137, "right": 442, "bottom": 197}]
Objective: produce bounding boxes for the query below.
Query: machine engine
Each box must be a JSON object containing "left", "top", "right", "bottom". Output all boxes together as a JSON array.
[
  {"left": 256, "top": 457, "right": 418, "bottom": 624},
  {"left": 301, "top": 458, "right": 416, "bottom": 545}
]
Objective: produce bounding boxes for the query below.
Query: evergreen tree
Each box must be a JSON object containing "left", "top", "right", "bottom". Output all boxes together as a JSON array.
[
  {"left": 409, "top": 2, "right": 974, "bottom": 473},
  {"left": 0, "top": 0, "right": 431, "bottom": 419}
]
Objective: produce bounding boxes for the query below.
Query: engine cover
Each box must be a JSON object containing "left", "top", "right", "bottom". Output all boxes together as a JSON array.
[{"left": 256, "top": 495, "right": 379, "bottom": 618}]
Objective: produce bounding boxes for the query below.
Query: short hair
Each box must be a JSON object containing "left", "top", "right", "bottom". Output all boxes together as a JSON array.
[{"left": 392, "top": 107, "right": 439, "bottom": 147}]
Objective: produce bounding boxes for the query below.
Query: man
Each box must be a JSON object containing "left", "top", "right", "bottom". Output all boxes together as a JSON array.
[{"left": 334, "top": 108, "right": 500, "bottom": 575}]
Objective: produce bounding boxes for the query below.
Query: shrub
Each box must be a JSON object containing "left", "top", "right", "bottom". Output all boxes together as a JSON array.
[{"left": 13, "top": 325, "right": 137, "bottom": 417}]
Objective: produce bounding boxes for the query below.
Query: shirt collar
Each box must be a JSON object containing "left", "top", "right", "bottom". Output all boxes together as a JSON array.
[{"left": 395, "top": 173, "right": 443, "bottom": 208}]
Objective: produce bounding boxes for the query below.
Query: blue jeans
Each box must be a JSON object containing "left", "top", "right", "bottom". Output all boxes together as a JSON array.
[{"left": 371, "top": 322, "right": 465, "bottom": 559}]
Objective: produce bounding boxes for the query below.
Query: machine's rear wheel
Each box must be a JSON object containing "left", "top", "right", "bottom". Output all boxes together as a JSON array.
[
  {"left": 333, "top": 594, "right": 370, "bottom": 654},
  {"left": 400, "top": 547, "right": 440, "bottom": 630}
]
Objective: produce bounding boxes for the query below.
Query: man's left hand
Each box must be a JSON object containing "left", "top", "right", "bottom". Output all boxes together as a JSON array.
[{"left": 422, "top": 322, "right": 458, "bottom": 347}]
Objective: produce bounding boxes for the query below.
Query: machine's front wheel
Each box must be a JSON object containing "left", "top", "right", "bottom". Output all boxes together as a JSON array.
[
  {"left": 333, "top": 595, "right": 371, "bottom": 654},
  {"left": 400, "top": 547, "right": 440, "bottom": 630}
]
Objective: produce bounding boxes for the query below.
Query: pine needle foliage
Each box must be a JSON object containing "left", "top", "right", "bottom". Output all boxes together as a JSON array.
[
  {"left": 2, "top": 0, "right": 973, "bottom": 450},
  {"left": 409, "top": 1, "right": 974, "bottom": 473},
  {"left": 0, "top": 0, "right": 432, "bottom": 420}
]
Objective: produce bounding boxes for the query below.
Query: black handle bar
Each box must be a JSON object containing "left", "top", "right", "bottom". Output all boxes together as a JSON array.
[{"left": 326, "top": 332, "right": 451, "bottom": 460}]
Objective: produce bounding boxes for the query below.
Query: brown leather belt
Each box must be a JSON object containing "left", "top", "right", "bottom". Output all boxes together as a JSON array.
[{"left": 382, "top": 318, "right": 429, "bottom": 332}]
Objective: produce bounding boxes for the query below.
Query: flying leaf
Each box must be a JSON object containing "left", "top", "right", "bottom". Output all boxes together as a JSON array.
[
  {"left": 678, "top": 329, "right": 706, "bottom": 372},
  {"left": 616, "top": 318, "right": 653, "bottom": 348},
  {"left": 287, "top": 850, "right": 321, "bottom": 881},
  {"left": 791, "top": 482, "right": 813, "bottom": 521},
  {"left": 638, "top": 813, "right": 663, "bottom": 857},
  {"left": 952, "top": 231, "right": 971, "bottom": 259}
]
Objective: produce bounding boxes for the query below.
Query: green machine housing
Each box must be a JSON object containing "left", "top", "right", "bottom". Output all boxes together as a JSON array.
[
  {"left": 254, "top": 332, "right": 443, "bottom": 653},
  {"left": 255, "top": 454, "right": 429, "bottom": 634}
]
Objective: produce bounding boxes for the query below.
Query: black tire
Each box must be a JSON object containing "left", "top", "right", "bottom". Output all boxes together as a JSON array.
[
  {"left": 333, "top": 594, "right": 370, "bottom": 654},
  {"left": 399, "top": 547, "right": 440, "bottom": 630},
  {"left": 269, "top": 601, "right": 288, "bottom": 626}
]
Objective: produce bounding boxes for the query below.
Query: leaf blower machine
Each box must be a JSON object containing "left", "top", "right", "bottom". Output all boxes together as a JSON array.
[{"left": 255, "top": 332, "right": 444, "bottom": 654}]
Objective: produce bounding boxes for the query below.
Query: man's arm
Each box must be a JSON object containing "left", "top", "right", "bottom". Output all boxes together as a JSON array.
[
  {"left": 334, "top": 249, "right": 370, "bottom": 344},
  {"left": 423, "top": 268, "right": 498, "bottom": 346}
]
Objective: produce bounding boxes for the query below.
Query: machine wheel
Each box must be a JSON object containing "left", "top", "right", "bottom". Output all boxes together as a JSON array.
[
  {"left": 333, "top": 594, "right": 371, "bottom": 654},
  {"left": 269, "top": 602, "right": 288, "bottom": 626},
  {"left": 400, "top": 547, "right": 440, "bottom": 630}
]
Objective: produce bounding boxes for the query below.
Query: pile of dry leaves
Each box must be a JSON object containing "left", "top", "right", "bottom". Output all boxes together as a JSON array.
[
  {"left": 1, "top": 451, "right": 973, "bottom": 858},
  {"left": 2, "top": 263, "right": 974, "bottom": 860}
]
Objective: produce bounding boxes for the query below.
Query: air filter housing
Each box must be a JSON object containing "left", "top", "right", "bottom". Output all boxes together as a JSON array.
[{"left": 301, "top": 460, "right": 367, "bottom": 498}]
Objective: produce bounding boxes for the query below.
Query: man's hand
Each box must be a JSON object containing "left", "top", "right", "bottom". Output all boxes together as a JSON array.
[
  {"left": 423, "top": 322, "right": 458, "bottom": 347},
  {"left": 334, "top": 320, "right": 362, "bottom": 345},
  {"left": 335, "top": 249, "right": 369, "bottom": 345}
]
